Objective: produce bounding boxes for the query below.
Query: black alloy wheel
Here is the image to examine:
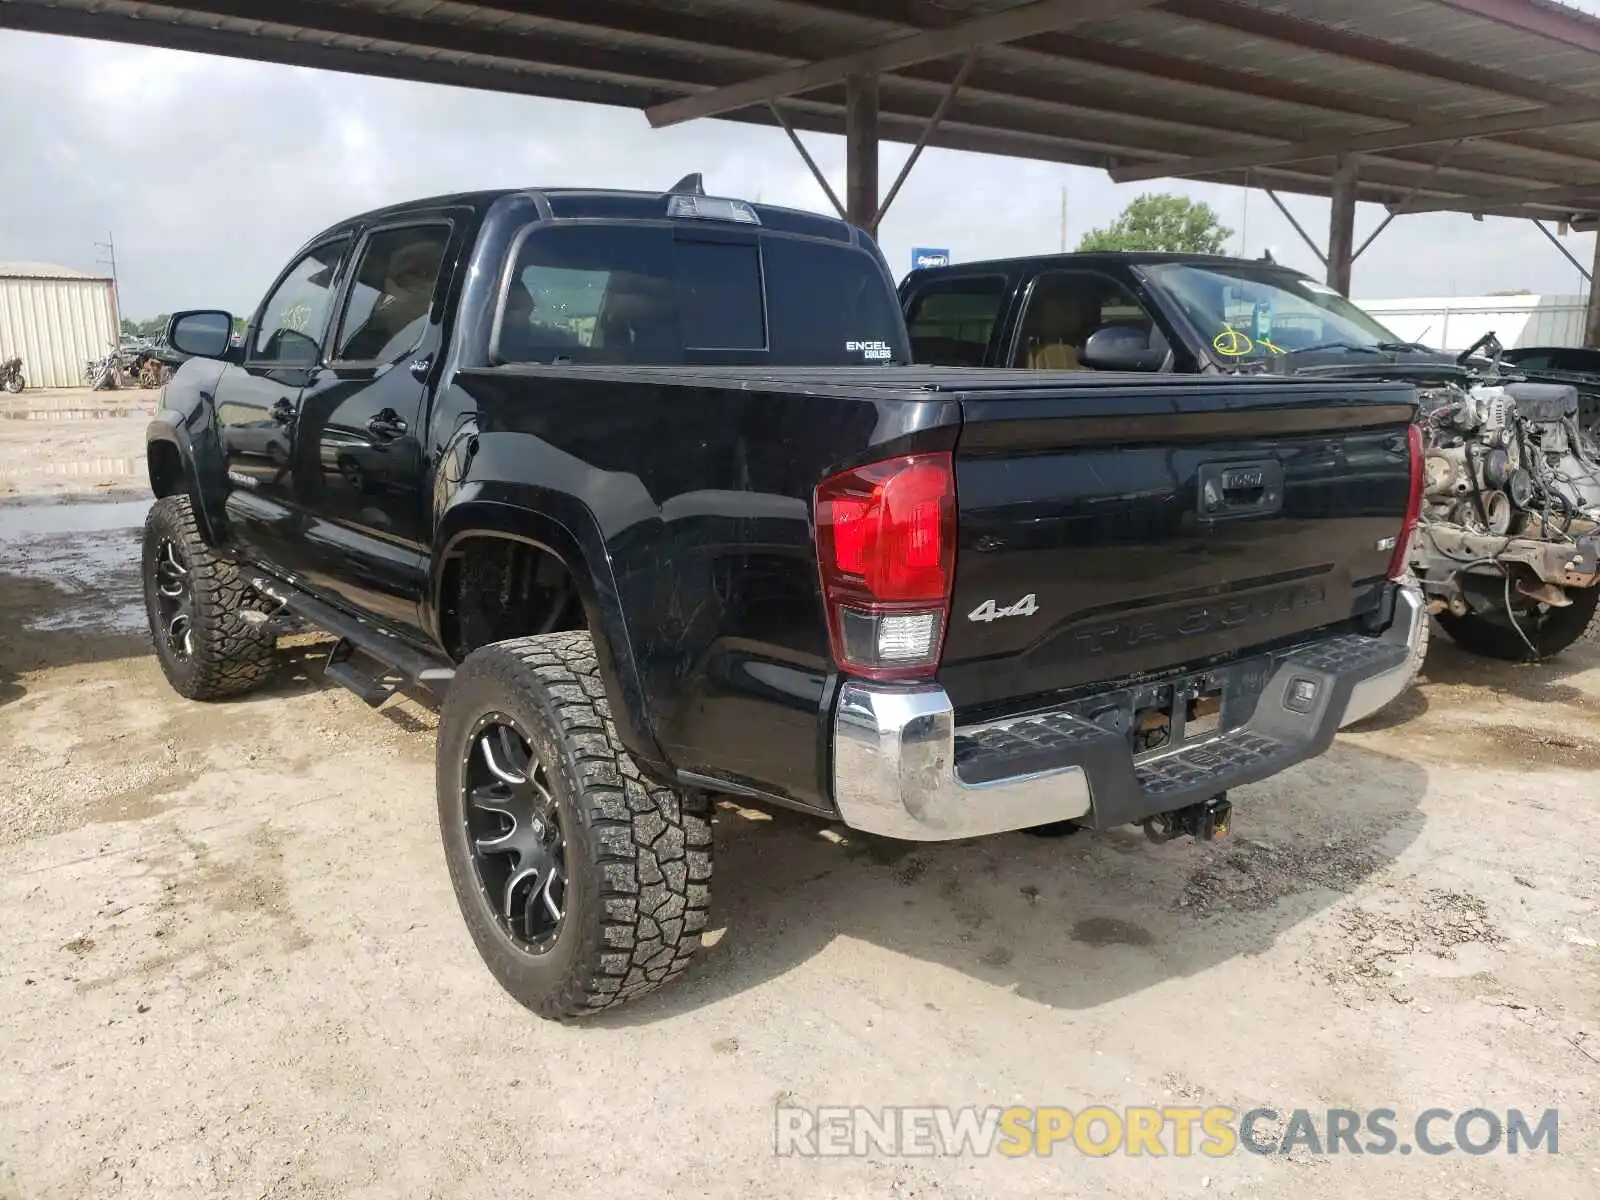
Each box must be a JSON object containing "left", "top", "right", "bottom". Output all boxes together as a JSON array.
[
  {"left": 152, "top": 536, "right": 196, "bottom": 663},
  {"left": 462, "top": 713, "right": 568, "bottom": 952}
]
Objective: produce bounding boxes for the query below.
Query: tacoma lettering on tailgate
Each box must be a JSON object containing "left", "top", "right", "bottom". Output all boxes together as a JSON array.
[{"left": 1073, "top": 581, "right": 1329, "bottom": 657}]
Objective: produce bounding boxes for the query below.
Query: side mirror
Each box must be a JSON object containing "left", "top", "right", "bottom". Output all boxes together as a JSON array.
[
  {"left": 167, "top": 309, "right": 236, "bottom": 360},
  {"left": 1081, "top": 325, "right": 1167, "bottom": 372}
]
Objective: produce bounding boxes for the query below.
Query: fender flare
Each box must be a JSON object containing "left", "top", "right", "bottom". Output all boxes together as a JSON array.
[
  {"left": 146, "top": 409, "right": 226, "bottom": 545},
  {"left": 429, "top": 493, "right": 669, "bottom": 777}
]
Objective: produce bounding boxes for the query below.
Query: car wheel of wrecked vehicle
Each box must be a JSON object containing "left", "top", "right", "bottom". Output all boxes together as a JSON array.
[
  {"left": 141, "top": 495, "right": 277, "bottom": 700},
  {"left": 436, "top": 632, "right": 713, "bottom": 1018},
  {"left": 1436, "top": 586, "right": 1600, "bottom": 662}
]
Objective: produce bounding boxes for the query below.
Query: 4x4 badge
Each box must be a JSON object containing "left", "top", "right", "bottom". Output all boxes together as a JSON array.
[{"left": 968, "top": 593, "right": 1039, "bottom": 623}]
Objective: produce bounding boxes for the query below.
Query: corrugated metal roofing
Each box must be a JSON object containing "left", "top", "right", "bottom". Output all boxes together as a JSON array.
[
  {"left": 0, "top": 262, "right": 102, "bottom": 281},
  {"left": 5, "top": 0, "right": 1600, "bottom": 218}
]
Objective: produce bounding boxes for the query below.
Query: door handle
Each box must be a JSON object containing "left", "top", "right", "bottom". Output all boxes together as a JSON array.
[
  {"left": 271, "top": 397, "right": 295, "bottom": 425},
  {"left": 367, "top": 409, "right": 408, "bottom": 441}
]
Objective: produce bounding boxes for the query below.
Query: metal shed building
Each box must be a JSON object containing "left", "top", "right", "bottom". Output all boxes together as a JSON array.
[{"left": 0, "top": 263, "right": 119, "bottom": 391}]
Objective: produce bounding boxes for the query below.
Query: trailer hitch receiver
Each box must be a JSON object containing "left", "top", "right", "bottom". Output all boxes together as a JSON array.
[{"left": 1143, "top": 793, "right": 1232, "bottom": 843}]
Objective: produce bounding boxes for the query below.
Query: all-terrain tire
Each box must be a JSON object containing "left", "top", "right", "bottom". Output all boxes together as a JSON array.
[
  {"left": 436, "top": 632, "right": 713, "bottom": 1019},
  {"left": 1436, "top": 585, "right": 1600, "bottom": 662},
  {"left": 2, "top": 373, "right": 22, "bottom": 394},
  {"left": 141, "top": 495, "right": 276, "bottom": 700}
]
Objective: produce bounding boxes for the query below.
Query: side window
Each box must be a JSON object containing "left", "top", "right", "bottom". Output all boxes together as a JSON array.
[
  {"left": 904, "top": 276, "right": 1006, "bottom": 366},
  {"left": 252, "top": 240, "right": 349, "bottom": 367},
  {"left": 334, "top": 225, "right": 451, "bottom": 363},
  {"left": 1514, "top": 352, "right": 1553, "bottom": 370},
  {"left": 1013, "top": 272, "right": 1165, "bottom": 370}
]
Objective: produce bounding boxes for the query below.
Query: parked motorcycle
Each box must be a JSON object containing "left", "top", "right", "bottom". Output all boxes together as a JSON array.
[
  {"left": 84, "top": 343, "right": 125, "bottom": 391},
  {"left": 0, "top": 354, "right": 23, "bottom": 394}
]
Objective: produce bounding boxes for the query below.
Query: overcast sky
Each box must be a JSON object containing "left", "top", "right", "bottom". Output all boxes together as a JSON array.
[{"left": 3, "top": 24, "right": 1597, "bottom": 322}]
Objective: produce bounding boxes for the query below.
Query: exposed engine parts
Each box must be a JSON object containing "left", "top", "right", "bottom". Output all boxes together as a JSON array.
[
  {"left": 1409, "top": 366, "right": 1600, "bottom": 661},
  {"left": 1419, "top": 380, "right": 1600, "bottom": 538}
]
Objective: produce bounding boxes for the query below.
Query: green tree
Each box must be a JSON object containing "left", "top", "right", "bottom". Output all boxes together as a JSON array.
[{"left": 1077, "top": 193, "right": 1233, "bottom": 255}]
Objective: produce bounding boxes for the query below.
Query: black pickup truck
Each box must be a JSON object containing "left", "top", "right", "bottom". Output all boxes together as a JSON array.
[
  {"left": 144, "top": 185, "right": 1423, "bottom": 1018},
  {"left": 902, "top": 252, "right": 1600, "bottom": 671}
]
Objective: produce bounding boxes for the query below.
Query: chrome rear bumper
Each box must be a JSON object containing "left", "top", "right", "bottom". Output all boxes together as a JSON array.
[{"left": 831, "top": 587, "right": 1424, "bottom": 841}]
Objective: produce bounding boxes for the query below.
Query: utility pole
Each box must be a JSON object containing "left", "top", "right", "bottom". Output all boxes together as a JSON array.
[
  {"left": 94, "top": 232, "right": 122, "bottom": 343},
  {"left": 1059, "top": 186, "right": 1067, "bottom": 251}
]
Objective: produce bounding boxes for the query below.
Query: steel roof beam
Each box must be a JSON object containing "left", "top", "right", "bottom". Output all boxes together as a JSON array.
[
  {"left": 643, "top": 0, "right": 1162, "bottom": 128},
  {"left": 0, "top": 2, "right": 679, "bottom": 106},
  {"left": 111, "top": 0, "right": 761, "bottom": 92},
  {"left": 760, "top": 99, "right": 1488, "bottom": 205},
  {"left": 1393, "top": 177, "right": 1600, "bottom": 216},
  {"left": 1108, "top": 100, "right": 1600, "bottom": 184}
]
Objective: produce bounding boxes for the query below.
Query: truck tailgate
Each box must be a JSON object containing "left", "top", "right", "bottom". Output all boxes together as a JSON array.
[{"left": 940, "top": 377, "right": 1417, "bottom": 714}]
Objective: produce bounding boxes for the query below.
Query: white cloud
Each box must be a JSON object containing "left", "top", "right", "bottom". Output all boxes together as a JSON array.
[{"left": 2, "top": 27, "right": 1594, "bottom": 320}]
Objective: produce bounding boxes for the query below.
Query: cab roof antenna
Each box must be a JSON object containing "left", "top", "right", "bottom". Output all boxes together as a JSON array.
[{"left": 668, "top": 173, "right": 706, "bottom": 196}]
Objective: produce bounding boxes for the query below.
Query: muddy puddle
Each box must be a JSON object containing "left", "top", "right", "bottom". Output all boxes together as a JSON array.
[
  {"left": 0, "top": 498, "right": 151, "bottom": 539},
  {"left": 0, "top": 499, "right": 151, "bottom": 635}
]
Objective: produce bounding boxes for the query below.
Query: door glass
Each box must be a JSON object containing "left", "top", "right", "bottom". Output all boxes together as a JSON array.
[
  {"left": 1013, "top": 273, "right": 1164, "bottom": 369},
  {"left": 253, "top": 240, "right": 349, "bottom": 367},
  {"left": 335, "top": 226, "right": 451, "bottom": 362},
  {"left": 904, "top": 276, "right": 1006, "bottom": 366}
]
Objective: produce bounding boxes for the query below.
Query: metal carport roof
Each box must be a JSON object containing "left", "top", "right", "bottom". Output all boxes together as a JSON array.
[
  {"left": 7, "top": 0, "right": 1600, "bottom": 217},
  {"left": 5, "top": 0, "right": 1600, "bottom": 327}
]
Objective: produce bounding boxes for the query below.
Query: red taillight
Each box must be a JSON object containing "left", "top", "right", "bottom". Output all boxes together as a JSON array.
[
  {"left": 1389, "top": 422, "right": 1425, "bottom": 580},
  {"left": 816, "top": 452, "right": 955, "bottom": 679}
]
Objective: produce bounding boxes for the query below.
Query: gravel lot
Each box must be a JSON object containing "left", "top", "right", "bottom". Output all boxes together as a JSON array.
[{"left": 1, "top": 404, "right": 1597, "bottom": 1199}]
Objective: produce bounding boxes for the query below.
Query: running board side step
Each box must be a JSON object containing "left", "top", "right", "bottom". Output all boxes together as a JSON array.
[
  {"left": 324, "top": 640, "right": 393, "bottom": 708},
  {"left": 240, "top": 568, "right": 456, "bottom": 704}
]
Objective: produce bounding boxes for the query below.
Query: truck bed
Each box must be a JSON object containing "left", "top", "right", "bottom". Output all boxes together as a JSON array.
[{"left": 456, "top": 361, "right": 1416, "bottom": 811}]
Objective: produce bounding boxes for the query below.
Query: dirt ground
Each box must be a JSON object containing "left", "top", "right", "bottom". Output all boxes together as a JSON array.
[
  {"left": 1, "top": 409, "right": 1597, "bottom": 1199},
  {"left": 0, "top": 389, "right": 155, "bottom": 501}
]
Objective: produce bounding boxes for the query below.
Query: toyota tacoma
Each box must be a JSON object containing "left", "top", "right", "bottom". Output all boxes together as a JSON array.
[{"left": 143, "top": 183, "right": 1423, "bottom": 1018}]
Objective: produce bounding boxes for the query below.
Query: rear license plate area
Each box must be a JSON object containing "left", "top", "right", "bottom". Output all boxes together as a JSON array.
[{"left": 1130, "top": 675, "right": 1228, "bottom": 760}]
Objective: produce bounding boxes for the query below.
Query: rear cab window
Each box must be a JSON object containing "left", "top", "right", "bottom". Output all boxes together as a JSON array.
[{"left": 495, "top": 221, "right": 908, "bottom": 367}]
